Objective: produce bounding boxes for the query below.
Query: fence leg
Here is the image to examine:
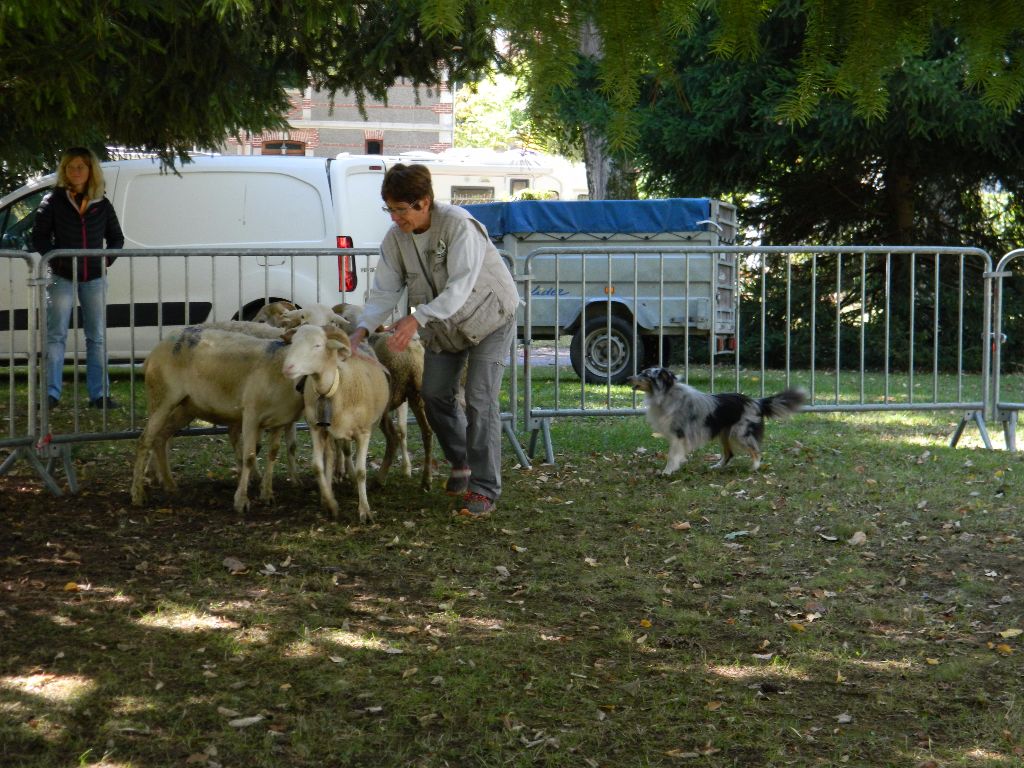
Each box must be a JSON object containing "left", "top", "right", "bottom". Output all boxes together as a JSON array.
[
  {"left": 540, "top": 418, "right": 555, "bottom": 465},
  {"left": 949, "top": 411, "right": 993, "bottom": 450},
  {"left": 503, "top": 420, "right": 531, "bottom": 469},
  {"left": 1003, "top": 411, "right": 1018, "bottom": 453},
  {"left": 52, "top": 444, "right": 79, "bottom": 493},
  {"left": 0, "top": 445, "right": 66, "bottom": 496},
  {"left": 525, "top": 419, "right": 556, "bottom": 465}
]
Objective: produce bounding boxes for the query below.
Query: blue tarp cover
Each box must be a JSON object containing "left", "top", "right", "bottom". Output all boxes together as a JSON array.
[{"left": 462, "top": 198, "right": 712, "bottom": 238}]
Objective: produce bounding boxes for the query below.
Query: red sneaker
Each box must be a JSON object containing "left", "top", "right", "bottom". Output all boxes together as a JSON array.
[{"left": 456, "top": 491, "right": 494, "bottom": 517}]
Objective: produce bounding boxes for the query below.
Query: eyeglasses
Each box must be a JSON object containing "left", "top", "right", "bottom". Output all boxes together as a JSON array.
[{"left": 381, "top": 202, "right": 423, "bottom": 215}]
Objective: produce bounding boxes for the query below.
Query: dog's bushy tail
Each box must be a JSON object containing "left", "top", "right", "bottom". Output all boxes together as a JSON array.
[{"left": 759, "top": 388, "right": 806, "bottom": 419}]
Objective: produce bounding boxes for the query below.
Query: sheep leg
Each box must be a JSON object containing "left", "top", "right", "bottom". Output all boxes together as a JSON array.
[
  {"left": 228, "top": 423, "right": 263, "bottom": 487},
  {"left": 333, "top": 438, "right": 353, "bottom": 483},
  {"left": 395, "top": 401, "right": 412, "bottom": 476},
  {"left": 233, "top": 417, "right": 260, "bottom": 514},
  {"left": 311, "top": 426, "right": 339, "bottom": 518},
  {"left": 146, "top": 406, "right": 190, "bottom": 491},
  {"left": 284, "top": 423, "right": 299, "bottom": 482},
  {"left": 374, "top": 410, "right": 402, "bottom": 489},
  {"left": 352, "top": 427, "right": 374, "bottom": 524},
  {"left": 259, "top": 426, "right": 286, "bottom": 502},
  {"left": 408, "top": 392, "right": 433, "bottom": 492},
  {"left": 131, "top": 399, "right": 179, "bottom": 505}
]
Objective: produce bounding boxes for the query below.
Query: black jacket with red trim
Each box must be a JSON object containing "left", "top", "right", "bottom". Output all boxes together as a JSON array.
[{"left": 31, "top": 187, "right": 125, "bottom": 282}]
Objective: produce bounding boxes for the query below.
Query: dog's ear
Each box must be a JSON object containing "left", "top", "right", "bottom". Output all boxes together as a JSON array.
[{"left": 656, "top": 368, "right": 676, "bottom": 390}]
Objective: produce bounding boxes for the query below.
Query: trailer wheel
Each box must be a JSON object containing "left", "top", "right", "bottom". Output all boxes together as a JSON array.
[
  {"left": 642, "top": 335, "right": 673, "bottom": 368},
  {"left": 570, "top": 316, "right": 638, "bottom": 384}
]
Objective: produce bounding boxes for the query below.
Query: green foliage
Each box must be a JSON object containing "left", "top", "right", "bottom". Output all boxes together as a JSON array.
[
  {"left": 0, "top": 0, "right": 496, "bottom": 183},
  {"left": 453, "top": 73, "right": 533, "bottom": 150},
  {"left": 6, "top": 0, "right": 1024, "bottom": 186}
]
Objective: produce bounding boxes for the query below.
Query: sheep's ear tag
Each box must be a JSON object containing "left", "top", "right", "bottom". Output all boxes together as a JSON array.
[{"left": 316, "top": 397, "right": 332, "bottom": 427}]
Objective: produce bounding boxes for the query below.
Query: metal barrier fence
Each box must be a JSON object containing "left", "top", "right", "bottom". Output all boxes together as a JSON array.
[
  {"left": 991, "top": 249, "right": 1024, "bottom": 450},
  {"left": 0, "top": 247, "right": 527, "bottom": 494},
  {"left": 520, "top": 245, "right": 995, "bottom": 463},
  {"left": 1, "top": 242, "right": 1015, "bottom": 494}
]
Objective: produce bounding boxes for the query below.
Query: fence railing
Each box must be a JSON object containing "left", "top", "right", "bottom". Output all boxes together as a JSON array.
[
  {"left": 991, "top": 248, "right": 1024, "bottom": 451},
  {"left": 2, "top": 242, "right": 1020, "bottom": 496},
  {"left": 520, "top": 245, "right": 996, "bottom": 463}
]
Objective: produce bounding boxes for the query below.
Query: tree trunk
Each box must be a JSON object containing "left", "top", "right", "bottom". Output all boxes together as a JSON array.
[
  {"left": 884, "top": 164, "right": 915, "bottom": 243},
  {"left": 578, "top": 20, "right": 638, "bottom": 200},
  {"left": 583, "top": 126, "right": 609, "bottom": 199}
]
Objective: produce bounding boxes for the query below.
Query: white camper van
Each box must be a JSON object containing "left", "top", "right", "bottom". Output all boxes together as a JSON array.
[{"left": 0, "top": 154, "right": 393, "bottom": 358}]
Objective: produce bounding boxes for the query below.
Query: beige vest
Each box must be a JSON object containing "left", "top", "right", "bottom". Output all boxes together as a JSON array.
[{"left": 387, "top": 203, "right": 519, "bottom": 353}]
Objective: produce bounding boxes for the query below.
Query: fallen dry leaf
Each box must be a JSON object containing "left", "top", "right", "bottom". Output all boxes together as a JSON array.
[{"left": 228, "top": 714, "right": 264, "bottom": 728}]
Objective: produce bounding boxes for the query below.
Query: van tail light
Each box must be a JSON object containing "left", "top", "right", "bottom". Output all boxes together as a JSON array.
[{"left": 337, "top": 236, "right": 356, "bottom": 292}]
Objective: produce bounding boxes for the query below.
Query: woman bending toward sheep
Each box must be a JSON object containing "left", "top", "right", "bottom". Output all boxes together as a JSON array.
[{"left": 347, "top": 164, "right": 518, "bottom": 517}]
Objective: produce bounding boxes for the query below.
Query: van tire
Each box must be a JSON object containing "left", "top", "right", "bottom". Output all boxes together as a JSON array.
[{"left": 570, "top": 315, "right": 638, "bottom": 385}]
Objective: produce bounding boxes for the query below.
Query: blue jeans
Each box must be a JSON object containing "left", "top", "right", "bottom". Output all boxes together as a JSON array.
[{"left": 46, "top": 274, "right": 110, "bottom": 402}]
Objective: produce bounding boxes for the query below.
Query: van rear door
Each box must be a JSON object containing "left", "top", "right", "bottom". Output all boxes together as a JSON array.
[{"left": 329, "top": 157, "right": 390, "bottom": 301}]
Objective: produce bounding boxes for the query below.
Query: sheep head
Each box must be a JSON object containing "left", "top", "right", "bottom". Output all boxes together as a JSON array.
[
  {"left": 281, "top": 304, "right": 353, "bottom": 332},
  {"left": 281, "top": 324, "right": 349, "bottom": 381},
  {"left": 253, "top": 300, "right": 297, "bottom": 327}
]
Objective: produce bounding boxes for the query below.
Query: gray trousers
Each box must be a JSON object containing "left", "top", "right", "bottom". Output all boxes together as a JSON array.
[{"left": 421, "top": 319, "right": 515, "bottom": 500}]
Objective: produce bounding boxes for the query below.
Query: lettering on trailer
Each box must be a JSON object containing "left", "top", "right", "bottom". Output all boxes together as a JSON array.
[{"left": 530, "top": 286, "right": 571, "bottom": 297}]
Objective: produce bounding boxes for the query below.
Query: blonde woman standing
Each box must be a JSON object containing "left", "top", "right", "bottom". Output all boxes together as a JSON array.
[{"left": 32, "top": 147, "right": 124, "bottom": 410}]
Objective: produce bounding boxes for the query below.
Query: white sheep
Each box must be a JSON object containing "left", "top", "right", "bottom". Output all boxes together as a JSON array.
[
  {"left": 279, "top": 303, "right": 352, "bottom": 331},
  {"left": 365, "top": 333, "right": 432, "bottom": 491},
  {"left": 281, "top": 324, "right": 390, "bottom": 522},
  {"left": 131, "top": 326, "right": 303, "bottom": 513},
  {"left": 197, "top": 320, "right": 301, "bottom": 482},
  {"left": 268, "top": 301, "right": 432, "bottom": 490},
  {"left": 251, "top": 300, "right": 297, "bottom": 327},
  {"left": 139, "top": 320, "right": 301, "bottom": 489}
]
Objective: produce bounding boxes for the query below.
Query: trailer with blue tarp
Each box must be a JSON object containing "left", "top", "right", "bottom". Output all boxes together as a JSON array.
[{"left": 463, "top": 198, "right": 738, "bottom": 383}]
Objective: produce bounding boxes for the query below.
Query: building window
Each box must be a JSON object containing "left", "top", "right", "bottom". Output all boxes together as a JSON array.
[
  {"left": 365, "top": 139, "right": 384, "bottom": 155},
  {"left": 510, "top": 178, "right": 530, "bottom": 197},
  {"left": 263, "top": 140, "right": 306, "bottom": 155}
]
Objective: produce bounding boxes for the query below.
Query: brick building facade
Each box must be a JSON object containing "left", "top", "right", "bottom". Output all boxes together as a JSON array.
[{"left": 224, "top": 81, "right": 454, "bottom": 157}]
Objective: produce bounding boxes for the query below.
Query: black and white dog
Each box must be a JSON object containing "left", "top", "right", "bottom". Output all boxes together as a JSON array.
[{"left": 627, "top": 367, "right": 806, "bottom": 474}]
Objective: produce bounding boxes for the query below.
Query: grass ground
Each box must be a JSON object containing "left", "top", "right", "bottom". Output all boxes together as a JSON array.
[{"left": 1, "top": 368, "right": 1022, "bottom": 767}]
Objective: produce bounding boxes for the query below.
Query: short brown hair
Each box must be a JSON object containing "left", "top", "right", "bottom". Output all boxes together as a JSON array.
[{"left": 381, "top": 164, "right": 435, "bottom": 208}]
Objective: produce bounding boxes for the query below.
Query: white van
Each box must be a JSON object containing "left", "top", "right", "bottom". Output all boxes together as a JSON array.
[
  {"left": 0, "top": 155, "right": 393, "bottom": 358},
  {"left": 0, "top": 151, "right": 584, "bottom": 360}
]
